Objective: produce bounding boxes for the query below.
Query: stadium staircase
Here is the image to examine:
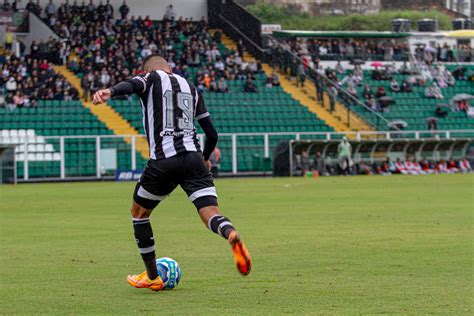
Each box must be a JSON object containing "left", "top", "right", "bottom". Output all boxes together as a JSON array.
[
  {"left": 216, "top": 31, "right": 373, "bottom": 133},
  {"left": 53, "top": 66, "right": 150, "bottom": 159}
]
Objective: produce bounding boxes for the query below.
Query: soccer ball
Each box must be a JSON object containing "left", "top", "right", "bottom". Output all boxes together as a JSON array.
[{"left": 156, "top": 257, "right": 182, "bottom": 290}]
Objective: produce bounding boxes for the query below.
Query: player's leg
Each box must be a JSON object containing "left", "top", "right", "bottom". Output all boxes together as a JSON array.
[
  {"left": 127, "top": 159, "right": 177, "bottom": 290},
  {"left": 196, "top": 204, "right": 252, "bottom": 276},
  {"left": 126, "top": 183, "right": 166, "bottom": 291},
  {"left": 130, "top": 193, "right": 158, "bottom": 280},
  {"left": 180, "top": 152, "right": 251, "bottom": 275}
]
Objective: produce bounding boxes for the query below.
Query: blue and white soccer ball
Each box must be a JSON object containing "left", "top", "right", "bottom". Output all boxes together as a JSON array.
[{"left": 156, "top": 257, "right": 182, "bottom": 290}]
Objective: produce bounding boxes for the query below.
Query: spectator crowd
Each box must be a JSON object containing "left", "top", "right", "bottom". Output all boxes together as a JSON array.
[
  {"left": 5, "top": 0, "right": 276, "bottom": 100},
  {"left": 284, "top": 37, "right": 412, "bottom": 64},
  {"left": 1, "top": 0, "right": 280, "bottom": 102},
  {"left": 295, "top": 152, "right": 472, "bottom": 177},
  {"left": 1, "top": 54, "right": 79, "bottom": 110}
]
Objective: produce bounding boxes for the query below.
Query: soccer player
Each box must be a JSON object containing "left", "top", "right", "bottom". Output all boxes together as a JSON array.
[{"left": 92, "top": 55, "right": 251, "bottom": 291}]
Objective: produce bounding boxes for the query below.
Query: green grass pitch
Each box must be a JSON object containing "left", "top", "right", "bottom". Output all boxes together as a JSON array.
[{"left": 1, "top": 175, "right": 473, "bottom": 315}]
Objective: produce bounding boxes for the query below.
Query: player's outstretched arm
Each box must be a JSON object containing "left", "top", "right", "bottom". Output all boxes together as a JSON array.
[
  {"left": 93, "top": 89, "right": 111, "bottom": 104},
  {"left": 93, "top": 77, "right": 146, "bottom": 105}
]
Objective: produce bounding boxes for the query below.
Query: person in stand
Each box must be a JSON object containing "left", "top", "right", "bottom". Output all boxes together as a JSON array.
[
  {"left": 312, "top": 151, "right": 327, "bottom": 176},
  {"left": 2, "top": 0, "right": 11, "bottom": 11},
  {"left": 394, "top": 158, "right": 406, "bottom": 174},
  {"left": 362, "top": 83, "right": 372, "bottom": 99},
  {"left": 315, "top": 76, "right": 323, "bottom": 102},
  {"left": 390, "top": 79, "right": 400, "bottom": 92},
  {"left": 243, "top": 78, "right": 257, "bottom": 93},
  {"left": 404, "top": 158, "right": 415, "bottom": 175},
  {"left": 217, "top": 77, "right": 229, "bottom": 93},
  {"left": 358, "top": 160, "right": 372, "bottom": 175},
  {"left": 337, "top": 137, "right": 352, "bottom": 175},
  {"left": 401, "top": 79, "right": 412, "bottom": 92},
  {"left": 447, "top": 157, "right": 459, "bottom": 173},
  {"left": 45, "top": 0, "right": 56, "bottom": 21},
  {"left": 104, "top": 0, "right": 113, "bottom": 18},
  {"left": 163, "top": 4, "right": 176, "bottom": 21},
  {"left": 380, "top": 157, "right": 396, "bottom": 175},
  {"left": 300, "top": 150, "right": 310, "bottom": 176},
  {"left": 328, "top": 84, "right": 337, "bottom": 113},
  {"left": 375, "top": 86, "right": 386, "bottom": 98},
  {"left": 435, "top": 106, "right": 448, "bottom": 118},
  {"left": 425, "top": 82, "right": 443, "bottom": 99},
  {"left": 237, "top": 39, "right": 244, "bottom": 60},
  {"left": 119, "top": 0, "right": 129, "bottom": 19},
  {"left": 427, "top": 119, "right": 437, "bottom": 131},
  {"left": 335, "top": 61, "right": 344, "bottom": 74},
  {"left": 296, "top": 63, "right": 305, "bottom": 87},
  {"left": 81, "top": 71, "right": 92, "bottom": 101},
  {"left": 271, "top": 70, "right": 280, "bottom": 86},
  {"left": 412, "top": 159, "right": 425, "bottom": 175},
  {"left": 459, "top": 157, "right": 472, "bottom": 173},
  {"left": 436, "top": 160, "right": 449, "bottom": 174},
  {"left": 26, "top": 0, "right": 35, "bottom": 12},
  {"left": 97, "top": 0, "right": 106, "bottom": 17}
]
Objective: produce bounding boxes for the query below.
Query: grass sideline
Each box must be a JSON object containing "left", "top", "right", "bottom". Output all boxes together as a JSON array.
[{"left": 1, "top": 175, "right": 473, "bottom": 315}]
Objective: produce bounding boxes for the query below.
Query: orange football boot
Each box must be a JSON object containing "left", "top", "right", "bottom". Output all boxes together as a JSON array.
[
  {"left": 228, "top": 231, "right": 252, "bottom": 276},
  {"left": 127, "top": 271, "right": 164, "bottom": 291}
]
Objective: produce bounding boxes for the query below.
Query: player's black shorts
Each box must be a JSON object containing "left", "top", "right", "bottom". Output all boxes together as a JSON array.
[{"left": 133, "top": 152, "right": 218, "bottom": 210}]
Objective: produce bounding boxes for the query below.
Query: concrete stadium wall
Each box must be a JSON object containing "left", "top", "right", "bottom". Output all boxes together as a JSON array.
[{"left": 32, "top": 0, "right": 207, "bottom": 20}]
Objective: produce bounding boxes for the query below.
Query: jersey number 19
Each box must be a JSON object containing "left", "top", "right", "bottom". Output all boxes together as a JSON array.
[{"left": 163, "top": 90, "right": 194, "bottom": 130}]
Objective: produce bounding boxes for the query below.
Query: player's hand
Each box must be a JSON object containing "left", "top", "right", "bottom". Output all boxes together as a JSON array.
[
  {"left": 204, "top": 160, "right": 211, "bottom": 171},
  {"left": 92, "top": 89, "right": 111, "bottom": 105}
]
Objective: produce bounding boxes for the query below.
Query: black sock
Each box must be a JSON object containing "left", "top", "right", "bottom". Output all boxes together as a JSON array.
[
  {"left": 132, "top": 218, "right": 158, "bottom": 280},
  {"left": 207, "top": 215, "right": 235, "bottom": 239}
]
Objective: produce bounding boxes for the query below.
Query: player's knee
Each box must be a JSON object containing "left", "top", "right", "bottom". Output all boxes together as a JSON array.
[
  {"left": 132, "top": 183, "right": 160, "bottom": 213},
  {"left": 130, "top": 201, "right": 152, "bottom": 219}
]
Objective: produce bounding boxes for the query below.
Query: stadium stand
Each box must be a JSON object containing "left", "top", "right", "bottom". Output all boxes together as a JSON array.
[
  {"left": 336, "top": 64, "right": 474, "bottom": 131},
  {"left": 1, "top": 1, "right": 472, "bottom": 178},
  {"left": 273, "top": 36, "right": 474, "bottom": 132},
  {"left": 0, "top": 98, "right": 143, "bottom": 178},
  {"left": 45, "top": 5, "right": 336, "bottom": 172},
  {"left": 109, "top": 74, "right": 333, "bottom": 172},
  {"left": 1, "top": 2, "right": 335, "bottom": 175}
]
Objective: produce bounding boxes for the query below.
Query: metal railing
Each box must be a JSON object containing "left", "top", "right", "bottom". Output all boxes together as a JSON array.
[
  {"left": 1, "top": 130, "right": 473, "bottom": 181},
  {"left": 268, "top": 38, "right": 396, "bottom": 130}
]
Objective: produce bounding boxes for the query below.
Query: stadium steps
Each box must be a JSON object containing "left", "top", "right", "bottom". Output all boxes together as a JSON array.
[
  {"left": 53, "top": 66, "right": 150, "bottom": 159},
  {"left": 261, "top": 63, "right": 356, "bottom": 133},
  {"left": 300, "top": 79, "right": 374, "bottom": 132},
  {"left": 217, "top": 32, "right": 361, "bottom": 133},
  {"left": 209, "top": 29, "right": 253, "bottom": 60}
]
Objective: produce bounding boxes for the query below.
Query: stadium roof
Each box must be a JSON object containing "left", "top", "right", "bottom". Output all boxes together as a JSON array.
[{"left": 272, "top": 30, "right": 412, "bottom": 39}]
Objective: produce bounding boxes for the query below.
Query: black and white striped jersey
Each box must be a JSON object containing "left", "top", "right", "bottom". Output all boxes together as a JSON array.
[{"left": 128, "top": 70, "right": 210, "bottom": 160}]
